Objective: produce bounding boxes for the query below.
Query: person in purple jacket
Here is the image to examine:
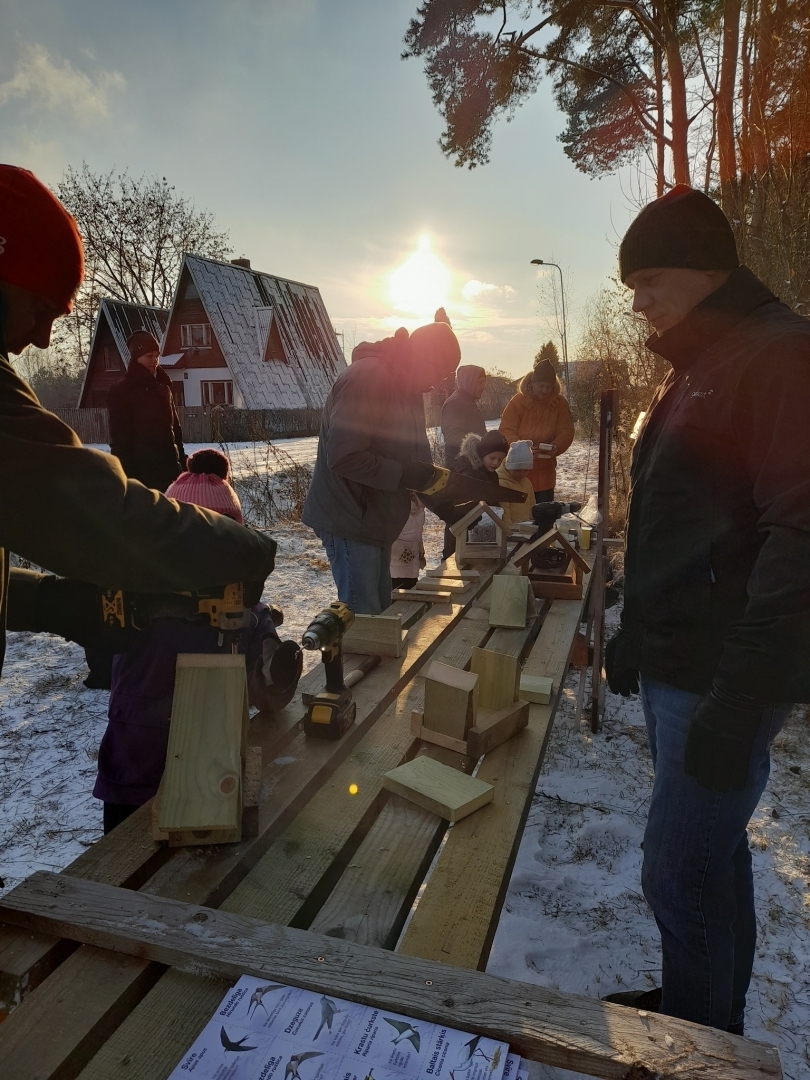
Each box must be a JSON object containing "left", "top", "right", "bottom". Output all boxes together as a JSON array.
[{"left": 93, "top": 449, "right": 303, "bottom": 833}]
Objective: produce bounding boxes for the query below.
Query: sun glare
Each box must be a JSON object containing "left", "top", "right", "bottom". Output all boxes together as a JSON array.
[{"left": 389, "top": 235, "right": 451, "bottom": 322}]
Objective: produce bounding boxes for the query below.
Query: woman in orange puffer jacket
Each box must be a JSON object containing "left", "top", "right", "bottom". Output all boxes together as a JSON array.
[{"left": 498, "top": 359, "right": 574, "bottom": 501}]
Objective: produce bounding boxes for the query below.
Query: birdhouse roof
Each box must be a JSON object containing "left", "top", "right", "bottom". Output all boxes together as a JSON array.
[{"left": 450, "top": 501, "right": 509, "bottom": 537}]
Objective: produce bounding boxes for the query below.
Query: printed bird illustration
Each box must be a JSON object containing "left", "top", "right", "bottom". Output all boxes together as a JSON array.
[
  {"left": 284, "top": 1050, "right": 324, "bottom": 1079},
  {"left": 383, "top": 1017, "right": 420, "bottom": 1051},
  {"left": 454, "top": 1035, "right": 492, "bottom": 1070},
  {"left": 247, "top": 982, "right": 287, "bottom": 1018},
  {"left": 314, "top": 995, "right": 344, "bottom": 1038},
  {"left": 220, "top": 1026, "right": 258, "bottom": 1052}
]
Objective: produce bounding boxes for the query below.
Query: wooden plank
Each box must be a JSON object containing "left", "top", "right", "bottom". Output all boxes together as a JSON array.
[
  {"left": 489, "top": 574, "right": 532, "bottom": 628},
  {"left": 466, "top": 700, "right": 529, "bottom": 759},
  {"left": 382, "top": 756, "right": 493, "bottom": 822},
  {"left": 410, "top": 711, "right": 468, "bottom": 755},
  {"left": 422, "top": 660, "right": 479, "bottom": 739},
  {"left": 343, "top": 613, "right": 405, "bottom": 658},
  {"left": 425, "top": 568, "right": 480, "bottom": 581},
  {"left": 530, "top": 579, "right": 583, "bottom": 600},
  {"left": 397, "top": 589, "right": 591, "bottom": 971},
  {"left": 470, "top": 647, "right": 520, "bottom": 711},
  {"left": 392, "top": 587, "right": 453, "bottom": 602},
  {"left": 0, "top": 874, "right": 782, "bottom": 1080}
]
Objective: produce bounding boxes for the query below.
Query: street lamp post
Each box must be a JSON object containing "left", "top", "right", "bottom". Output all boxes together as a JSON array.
[{"left": 530, "top": 259, "right": 570, "bottom": 397}]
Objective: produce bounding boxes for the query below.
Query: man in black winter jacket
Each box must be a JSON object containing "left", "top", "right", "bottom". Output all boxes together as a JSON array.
[
  {"left": 107, "top": 330, "right": 186, "bottom": 492},
  {"left": 604, "top": 186, "right": 810, "bottom": 1035}
]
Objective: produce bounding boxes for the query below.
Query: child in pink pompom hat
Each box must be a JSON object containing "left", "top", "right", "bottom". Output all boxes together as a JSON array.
[
  {"left": 165, "top": 448, "right": 243, "bottom": 522},
  {"left": 94, "top": 447, "right": 302, "bottom": 835}
]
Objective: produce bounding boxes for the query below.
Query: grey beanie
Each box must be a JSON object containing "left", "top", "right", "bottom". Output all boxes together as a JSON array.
[{"left": 505, "top": 440, "right": 534, "bottom": 470}]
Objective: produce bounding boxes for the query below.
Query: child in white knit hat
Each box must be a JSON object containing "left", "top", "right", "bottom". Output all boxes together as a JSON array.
[{"left": 497, "top": 441, "right": 536, "bottom": 533}]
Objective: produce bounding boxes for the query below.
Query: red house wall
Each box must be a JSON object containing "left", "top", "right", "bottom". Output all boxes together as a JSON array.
[
  {"left": 78, "top": 318, "right": 126, "bottom": 407},
  {"left": 163, "top": 295, "right": 227, "bottom": 369}
]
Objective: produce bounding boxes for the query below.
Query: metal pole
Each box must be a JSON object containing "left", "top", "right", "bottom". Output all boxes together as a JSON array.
[{"left": 529, "top": 259, "right": 570, "bottom": 397}]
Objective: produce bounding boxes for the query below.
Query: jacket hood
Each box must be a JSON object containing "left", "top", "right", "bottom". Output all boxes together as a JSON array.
[
  {"left": 455, "top": 365, "right": 485, "bottom": 396},
  {"left": 459, "top": 432, "right": 483, "bottom": 468},
  {"left": 518, "top": 371, "right": 563, "bottom": 399}
]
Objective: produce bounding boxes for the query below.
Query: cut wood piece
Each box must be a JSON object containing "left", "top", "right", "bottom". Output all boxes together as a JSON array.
[
  {"left": 520, "top": 675, "right": 553, "bottom": 704},
  {"left": 0, "top": 873, "right": 782, "bottom": 1080},
  {"left": 382, "top": 756, "right": 493, "bottom": 821},
  {"left": 466, "top": 700, "right": 529, "bottom": 758},
  {"left": 410, "top": 711, "right": 468, "bottom": 755},
  {"left": 409, "top": 577, "right": 468, "bottom": 592},
  {"left": 242, "top": 746, "right": 262, "bottom": 838},
  {"left": 425, "top": 568, "right": 480, "bottom": 581},
  {"left": 157, "top": 654, "right": 248, "bottom": 842},
  {"left": 489, "top": 574, "right": 534, "bottom": 629},
  {"left": 530, "top": 579, "right": 583, "bottom": 600},
  {"left": 470, "top": 647, "right": 520, "bottom": 711},
  {"left": 422, "top": 660, "right": 479, "bottom": 739},
  {"left": 343, "top": 613, "right": 406, "bottom": 658},
  {"left": 392, "top": 588, "right": 452, "bottom": 603}
]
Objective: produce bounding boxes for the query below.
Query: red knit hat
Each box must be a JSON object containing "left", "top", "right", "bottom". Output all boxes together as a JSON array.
[
  {"left": 0, "top": 165, "right": 84, "bottom": 312},
  {"left": 165, "top": 449, "right": 243, "bottom": 523}
]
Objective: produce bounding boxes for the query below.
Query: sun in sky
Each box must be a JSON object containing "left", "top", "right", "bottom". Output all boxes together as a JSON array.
[{"left": 388, "top": 234, "right": 451, "bottom": 323}]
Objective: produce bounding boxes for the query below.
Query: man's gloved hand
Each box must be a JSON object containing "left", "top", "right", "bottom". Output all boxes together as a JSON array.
[
  {"left": 399, "top": 461, "right": 440, "bottom": 492},
  {"left": 685, "top": 681, "right": 765, "bottom": 792},
  {"left": 605, "top": 629, "right": 639, "bottom": 696},
  {"left": 261, "top": 637, "right": 303, "bottom": 692},
  {"left": 7, "top": 570, "right": 102, "bottom": 647}
]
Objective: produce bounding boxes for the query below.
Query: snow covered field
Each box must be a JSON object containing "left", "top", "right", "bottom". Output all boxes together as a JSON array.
[{"left": 1, "top": 434, "right": 807, "bottom": 1077}]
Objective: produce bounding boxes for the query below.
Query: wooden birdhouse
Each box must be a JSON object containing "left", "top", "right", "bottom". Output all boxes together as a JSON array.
[
  {"left": 450, "top": 501, "right": 508, "bottom": 568},
  {"left": 509, "top": 528, "right": 591, "bottom": 600}
]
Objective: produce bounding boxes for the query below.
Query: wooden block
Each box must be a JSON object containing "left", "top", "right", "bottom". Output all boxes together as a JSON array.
[
  {"left": 412, "top": 577, "right": 468, "bottom": 591},
  {"left": 466, "top": 699, "right": 530, "bottom": 758},
  {"left": 392, "top": 589, "right": 453, "bottom": 603},
  {"left": 158, "top": 654, "right": 248, "bottom": 840},
  {"left": 410, "top": 711, "right": 468, "bottom": 755},
  {"left": 423, "top": 660, "right": 479, "bottom": 739},
  {"left": 530, "top": 579, "right": 583, "bottom": 600},
  {"left": 382, "top": 756, "right": 493, "bottom": 821},
  {"left": 520, "top": 675, "right": 553, "bottom": 704},
  {"left": 343, "top": 613, "right": 406, "bottom": 658},
  {"left": 425, "top": 568, "right": 480, "bottom": 580},
  {"left": 470, "top": 647, "right": 520, "bottom": 711},
  {"left": 489, "top": 574, "right": 533, "bottom": 628}
]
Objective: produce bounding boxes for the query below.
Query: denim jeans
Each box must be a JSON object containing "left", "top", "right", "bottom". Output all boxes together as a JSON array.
[
  {"left": 315, "top": 530, "right": 392, "bottom": 615},
  {"left": 640, "top": 676, "right": 788, "bottom": 1030}
]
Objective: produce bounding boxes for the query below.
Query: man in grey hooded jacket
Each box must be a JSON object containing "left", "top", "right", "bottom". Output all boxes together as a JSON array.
[{"left": 302, "top": 321, "right": 460, "bottom": 614}]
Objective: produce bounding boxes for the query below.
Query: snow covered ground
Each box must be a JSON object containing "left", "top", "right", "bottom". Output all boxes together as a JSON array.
[{"left": 1, "top": 434, "right": 807, "bottom": 1078}]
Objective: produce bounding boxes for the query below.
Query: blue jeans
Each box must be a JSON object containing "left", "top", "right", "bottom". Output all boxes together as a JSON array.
[
  {"left": 315, "top": 530, "right": 392, "bottom": 615},
  {"left": 640, "top": 677, "right": 788, "bottom": 1030}
]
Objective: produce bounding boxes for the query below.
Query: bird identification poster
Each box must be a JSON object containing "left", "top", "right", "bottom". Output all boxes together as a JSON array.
[{"left": 168, "top": 974, "right": 511, "bottom": 1080}]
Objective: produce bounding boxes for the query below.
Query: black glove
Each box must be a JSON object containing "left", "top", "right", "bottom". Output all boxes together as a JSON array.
[
  {"left": 7, "top": 570, "right": 102, "bottom": 647},
  {"left": 605, "top": 629, "right": 639, "bottom": 696},
  {"left": 685, "top": 681, "right": 765, "bottom": 792},
  {"left": 399, "top": 461, "right": 439, "bottom": 492},
  {"left": 261, "top": 637, "right": 303, "bottom": 693}
]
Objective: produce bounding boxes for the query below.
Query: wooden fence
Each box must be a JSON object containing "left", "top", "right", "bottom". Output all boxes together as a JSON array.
[{"left": 51, "top": 407, "right": 323, "bottom": 445}]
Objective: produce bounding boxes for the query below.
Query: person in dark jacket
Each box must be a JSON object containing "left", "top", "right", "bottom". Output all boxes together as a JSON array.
[
  {"left": 302, "top": 320, "right": 461, "bottom": 614},
  {"left": 0, "top": 165, "right": 277, "bottom": 684},
  {"left": 107, "top": 330, "right": 186, "bottom": 492},
  {"left": 94, "top": 449, "right": 302, "bottom": 833},
  {"left": 604, "top": 185, "right": 810, "bottom": 1035},
  {"left": 440, "top": 430, "right": 508, "bottom": 560},
  {"left": 441, "top": 365, "right": 487, "bottom": 466}
]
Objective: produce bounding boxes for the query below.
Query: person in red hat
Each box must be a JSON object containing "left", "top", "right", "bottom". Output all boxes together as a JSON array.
[
  {"left": 107, "top": 328, "right": 186, "bottom": 492},
  {"left": 0, "top": 165, "right": 277, "bottom": 694}
]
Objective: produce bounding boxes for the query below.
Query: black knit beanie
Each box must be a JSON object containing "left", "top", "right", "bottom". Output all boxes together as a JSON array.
[
  {"left": 479, "top": 430, "right": 509, "bottom": 457},
  {"left": 127, "top": 329, "right": 160, "bottom": 361},
  {"left": 531, "top": 358, "right": 556, "bottom": 384},
  {"left": 619, "top": 185, "right": 739, "bottom": 282}
]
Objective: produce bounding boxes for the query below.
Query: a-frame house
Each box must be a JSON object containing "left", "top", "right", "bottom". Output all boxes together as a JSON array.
[{"left": 78, "top": 300, "right": 169, "bottom": 408}]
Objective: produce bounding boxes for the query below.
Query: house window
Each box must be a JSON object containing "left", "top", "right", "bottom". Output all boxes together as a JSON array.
[
  {"left": 170, "top": 382, "right": 185, "bottom": 407},
  {"left": 180, "top": 323, "right": 212, "bottom": 349},
  {"left": 201, "top": 381, "right": 233, "bottom": 406},
  {"left": 103, "top": 346, "right": 118, "bottom": 371}
]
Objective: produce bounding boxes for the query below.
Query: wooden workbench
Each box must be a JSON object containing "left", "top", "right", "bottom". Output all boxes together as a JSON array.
[{"left": 0, "top": 551, "right": 782, "bottom": 1080}]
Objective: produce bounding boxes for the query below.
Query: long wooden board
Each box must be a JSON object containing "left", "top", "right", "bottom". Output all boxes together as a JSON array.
[{"left": 0, "top": 873, "right": 782, "bottom": 1080}]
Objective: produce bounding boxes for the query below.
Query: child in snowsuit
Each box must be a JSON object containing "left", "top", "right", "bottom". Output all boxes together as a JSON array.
[
  {"left": 440, "top": 430, "right": 509, "bottom": 561},
  {"left": 93, "top": 449, "right": 303, "bottom": 834},
  {"left": 497, "top": 441, "right": 536, "bottom": 533},
  {"left": 390, "top": 494, "right": 426, "bottom": 590}
]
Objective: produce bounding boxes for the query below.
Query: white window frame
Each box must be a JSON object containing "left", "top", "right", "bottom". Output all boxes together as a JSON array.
[
  {"left": 180, "top": 323, "right": 212, "bottom": 349},
  {"left": 201, "top": 380, "right": 233, "bottom": 407}
]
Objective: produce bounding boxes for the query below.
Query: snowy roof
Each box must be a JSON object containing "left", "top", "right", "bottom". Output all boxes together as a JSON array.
[
  {"left": 78, "top": 299, "right": 170, "bottom": 406},
  {"left": 175, "top": 254, "right": 346, "bottom": 410}
]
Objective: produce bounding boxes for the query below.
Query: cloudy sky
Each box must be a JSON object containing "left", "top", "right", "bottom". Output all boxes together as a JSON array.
[{"left": 0, "top": 0, "right": 644, "bottom": 377}]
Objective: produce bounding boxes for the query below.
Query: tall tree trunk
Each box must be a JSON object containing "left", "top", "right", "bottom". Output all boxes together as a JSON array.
[
  {"left": 662, "top": 6, "right": 690, "bottom": 184},
  {"left": 653, "top": 43, "right": 666, "bottom": 196},
  {"left": 717, "top": 0, "right": 742, "bottom": 217}
]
